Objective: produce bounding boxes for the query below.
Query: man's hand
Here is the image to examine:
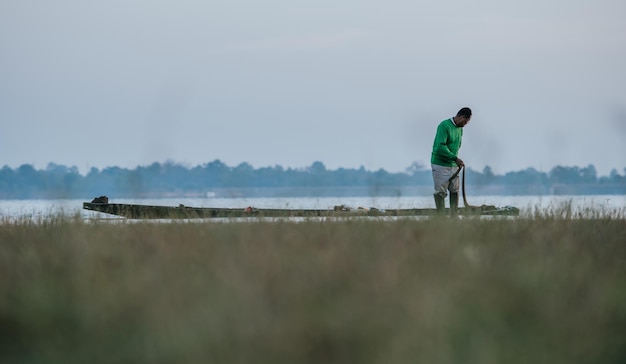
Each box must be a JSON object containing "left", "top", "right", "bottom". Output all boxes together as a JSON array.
[{"left": 455, "top": 157, "right": 465, "bottom": 168}]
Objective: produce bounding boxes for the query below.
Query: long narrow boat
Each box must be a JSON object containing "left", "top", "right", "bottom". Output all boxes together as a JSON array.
[{"left": 82, "top": 197, "right": 520, "bottom": 219}]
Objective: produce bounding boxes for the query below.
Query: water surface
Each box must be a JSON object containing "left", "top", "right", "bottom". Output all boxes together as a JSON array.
[{"left": 1, "top": 195, "right": 624, "bottom": 221}]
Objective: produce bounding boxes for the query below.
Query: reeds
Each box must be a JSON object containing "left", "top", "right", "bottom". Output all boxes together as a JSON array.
[{"left": 0, "top": 210, "right": 625, "bottom": 364}]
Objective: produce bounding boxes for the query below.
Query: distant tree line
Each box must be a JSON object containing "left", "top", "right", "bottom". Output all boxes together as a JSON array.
[{"left": 0, "top": 160, "right": 625, "bottom": 199}]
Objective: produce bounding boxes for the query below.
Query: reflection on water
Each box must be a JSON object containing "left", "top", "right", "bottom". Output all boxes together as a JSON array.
[{"left": 0, "top": 195, "right": 624, "bottom": 221}]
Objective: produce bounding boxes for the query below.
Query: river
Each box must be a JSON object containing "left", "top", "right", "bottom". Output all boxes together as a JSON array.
[{"left": 1, "top": 195, "right": 625, "bottom": 221}]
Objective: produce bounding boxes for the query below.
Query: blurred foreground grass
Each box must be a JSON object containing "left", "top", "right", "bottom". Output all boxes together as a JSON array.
[{"left": 1, "top": 212, "right": 625, "bottom": 364}]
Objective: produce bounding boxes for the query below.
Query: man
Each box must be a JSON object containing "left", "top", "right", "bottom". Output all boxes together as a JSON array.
[{"left": 431, "top": 107, "right": 472, "bottom": 215}]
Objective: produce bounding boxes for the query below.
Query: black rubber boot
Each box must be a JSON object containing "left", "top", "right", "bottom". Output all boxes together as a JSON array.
[
  {"left": 434, "top": 194, "right": 445, "bottom": 215},
  {"left": 450, "top": 192, "right": 459, "bottom": 216}
]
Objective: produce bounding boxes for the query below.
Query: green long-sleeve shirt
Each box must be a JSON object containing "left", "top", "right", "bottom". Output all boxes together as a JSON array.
[{"left": 431, "top": 118, "right": 463, "bottom": 167}]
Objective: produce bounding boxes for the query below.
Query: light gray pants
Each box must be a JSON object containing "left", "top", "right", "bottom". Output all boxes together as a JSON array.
[{"left": 432, "top": 164, "right": 460, "bottom": 198}]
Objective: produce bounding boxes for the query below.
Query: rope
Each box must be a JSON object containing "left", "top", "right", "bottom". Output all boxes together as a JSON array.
[
  {"left": 448, "top": 165, "right": 472, "bottom": 208},
  {"left": 460, "top": 166, "right": 473, "bottom": 208}
]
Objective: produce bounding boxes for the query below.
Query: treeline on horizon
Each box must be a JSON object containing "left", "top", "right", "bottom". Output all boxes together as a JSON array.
[{"left": 1, "top": 160, "right": 625, "bottom": 199}]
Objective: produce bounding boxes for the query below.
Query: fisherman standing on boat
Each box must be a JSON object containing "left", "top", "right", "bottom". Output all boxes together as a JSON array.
[{"left": 431, "top": 107, "right": 471, "bottom": 215}]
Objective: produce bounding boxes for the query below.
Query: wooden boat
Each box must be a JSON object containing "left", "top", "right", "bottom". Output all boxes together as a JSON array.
[
  {"left": 83, "top": 196, "right": 520, "bottom": 219},
  {"left": 84, "top": 167, "right": 521, "bottom": 219}
]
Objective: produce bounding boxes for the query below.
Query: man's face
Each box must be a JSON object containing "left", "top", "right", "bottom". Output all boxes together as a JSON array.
[{"left": 458, "top": 115, "right": 471, "bottom": 127}]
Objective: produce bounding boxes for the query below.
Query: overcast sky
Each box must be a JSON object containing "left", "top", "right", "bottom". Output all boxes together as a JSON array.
[{"left": 1, "top": 0, "right": 625, "bottom": 176}]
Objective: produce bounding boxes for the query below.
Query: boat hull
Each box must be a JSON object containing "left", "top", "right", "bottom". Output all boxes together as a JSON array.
[{"left": 83, "top": 202, "right": 520, "bottom": 219}]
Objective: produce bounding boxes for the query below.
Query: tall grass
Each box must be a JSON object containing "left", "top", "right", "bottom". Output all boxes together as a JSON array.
[{"left": 0, "top": 210, "right": 625, "bottom": 364}]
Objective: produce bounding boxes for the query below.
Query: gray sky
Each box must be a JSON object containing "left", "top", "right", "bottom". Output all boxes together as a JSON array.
[{"left": 2, "top": 0, "right": 625, "bottom": 176}]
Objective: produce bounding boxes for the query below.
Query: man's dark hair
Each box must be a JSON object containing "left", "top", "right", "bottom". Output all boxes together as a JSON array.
[{"left": 456, "top": 107, "right": 472, "bottom": 118}]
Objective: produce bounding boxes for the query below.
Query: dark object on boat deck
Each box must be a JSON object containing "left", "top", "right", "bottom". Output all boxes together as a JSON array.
[
  {"left": 91, "top": 196, "right": 109, "bottom": 204},
  {"left": 83, "top": 196, "right": 520, "bottom": 219}
]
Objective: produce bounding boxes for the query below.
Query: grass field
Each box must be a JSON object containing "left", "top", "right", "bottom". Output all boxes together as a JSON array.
[{"left": 1, "top": 210, "right": 625, "bottom": 363}]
